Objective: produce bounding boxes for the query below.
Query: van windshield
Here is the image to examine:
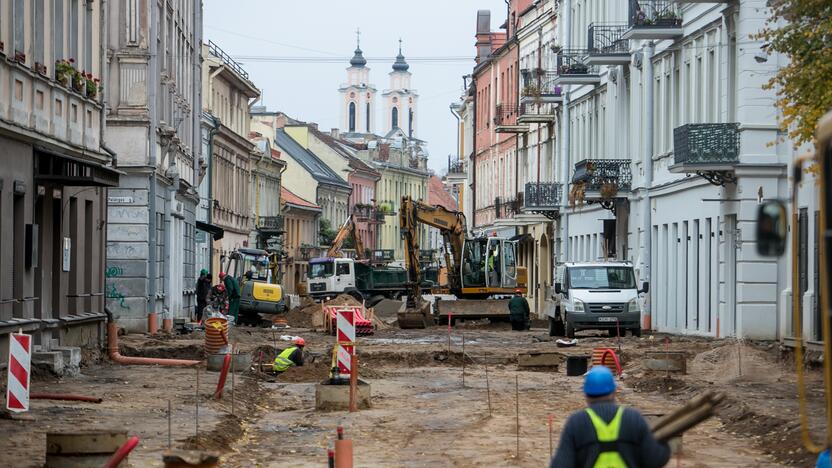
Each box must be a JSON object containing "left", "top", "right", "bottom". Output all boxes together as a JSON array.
[
  {"left": 308, "top": 261, "right": 334, "bottom": 279},
  {"left": 567, "top": 266, "right": 635, "bottom": 289}
]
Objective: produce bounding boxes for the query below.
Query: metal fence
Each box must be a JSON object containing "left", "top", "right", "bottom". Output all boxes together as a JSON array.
[
  {"left": 628, "top": 0, "right": 682, "bottom": 28},
  {"left": 257, "top": 215, "right": 284, "bottom": 232},
  {"left": 588, "top": 23, "right": 630, "bottom": 56},
  {"left": 524, "top": 182, "right": 562, "bottom": 209},
  {"left": 494, "top": 104, "right": 520, "bottom": 126},
  {"left": 556, "top": 49, "right": 599, "bottom": 76},
  {"left": 673, "top": 123, "right": 740, "bottom": 165},
  {"left": 572, "top": 159, "right": 633, "bottom": 192},
  {"left": 207, "top": 40, "right": 250, "bottom": 80},
  {"left": 521, "top": 69, "right": 563, "bottom": 97}
]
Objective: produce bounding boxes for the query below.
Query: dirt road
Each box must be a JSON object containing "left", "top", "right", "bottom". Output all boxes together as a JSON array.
[{"left": 0, "top": 323, "right": 820, "bottom": 466}]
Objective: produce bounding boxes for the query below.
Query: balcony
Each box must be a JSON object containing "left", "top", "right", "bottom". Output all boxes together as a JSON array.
[
  {"left": 518, "top": 102, "right": 557, "bottom": 124},
  {"left": 521, "top": 69, "right": 564, "bottom": 104},
  {"left": 494, "top": 104, "right": 529, "bottom": 133},
  {"left": 446, "top": 159, "right": 467, "bottom": 182},
  {"left": 353, "top": 204, "right": 386, "bottom": 224},
  {"left": 669, "top": 123, "right": 740, "bottom": 186},
  {"left": 553, "top": 50, "right": 601, "bottom": 86},
  {"left": 494, "top": 197, "right": 518, "bottom": 220},
  {"left": 587, "top": 24, "right": 632, "bottom": 66},
  {"left": 524, "top": 182, "right": 563, "bottom": 219},
  {"left": 623, "top": 0, "right": 683, "bottom": 40},
  {"left": 257, "top": 215, "right": 285, "bottom": 233},
  {"left": 571, "top": 159, "right": 632, "bottom": 211}
]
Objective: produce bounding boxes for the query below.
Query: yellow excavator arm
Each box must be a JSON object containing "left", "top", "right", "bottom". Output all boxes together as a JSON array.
[{"left": 326, "top": 215, "right": 365, "bottom": 260}]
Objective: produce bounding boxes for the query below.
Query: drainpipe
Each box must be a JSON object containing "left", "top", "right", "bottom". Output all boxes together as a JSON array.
[
  {"left": 206, "top": 117, "right": 220, "bottom": 276},
  {"left": 641, "top": 41, "right": 655, "bottom": 330},
  {"left": 146, "top": 0, "right": 159, "bottom": 332},
  {"left": 99, "top": 0, "right": 116, "bottom": 167},
  {"left": 559, "top": 0, "right": 572, "bottom": 262},
  {"left": 471, "top": 78, "right": 478, "bottom": 230}
]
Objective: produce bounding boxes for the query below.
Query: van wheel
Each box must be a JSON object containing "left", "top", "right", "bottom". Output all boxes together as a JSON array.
[
  {"left": 564, "top": 319, "right": 575, "bottom": 339},
  {"left": 548, "top": 317, "right": 565, "bottom": 337},
  {"left": 630, "top": 327, "right": 642, "bottom": 338}
]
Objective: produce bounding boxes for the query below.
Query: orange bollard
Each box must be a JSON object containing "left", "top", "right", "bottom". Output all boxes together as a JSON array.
[
  {"left": 148, "top": 312, "right": 159, "bottom": 334},
  {"left": 163, "top": 317, "right": 173, "bottom": 332},
  {"left": 334, "top": 439, "right": 353, "bottom": 468}
]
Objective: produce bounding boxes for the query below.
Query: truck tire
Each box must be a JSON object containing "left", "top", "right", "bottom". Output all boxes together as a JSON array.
[
  {"left": 564, "top": 318, "right": 575, "bottom": 339},
  {"left": 347, "top": 290, "right": 364, "bottom": 304},
  {"left": 548, "top": 316, "right": 565, "bottom": 337}
]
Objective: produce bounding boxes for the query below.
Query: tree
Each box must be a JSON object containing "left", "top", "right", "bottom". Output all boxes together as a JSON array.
[
  {"left": 758, "top": 0, "right": 832, "bottom": 146},
  {"left": 318, "top": 219, "right": 338, "bottom": 246}
]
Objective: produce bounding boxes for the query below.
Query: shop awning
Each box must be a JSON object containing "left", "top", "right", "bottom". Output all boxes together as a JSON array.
[
  {"left": 34, "top": 150, "right": 121, "bottom": 187},
  {"left": 196, "top": 221, "right": 224, "bottom": 241}
]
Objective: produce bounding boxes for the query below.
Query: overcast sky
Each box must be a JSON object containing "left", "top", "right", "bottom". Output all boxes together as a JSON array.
[{"left": 203, "top": 0, "right": 507, "bottom": 174}]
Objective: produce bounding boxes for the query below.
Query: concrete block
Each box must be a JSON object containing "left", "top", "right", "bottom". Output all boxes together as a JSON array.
[
  {"left": 107, "top": 206, "right": 149, "bottom": 224},
  {"left": 106, "top": 224, "right": 149, "bottom": 242},
  {"left": 737, "top": 262, "right": 778, "bottom": 283},
  {"left": 105, "top": 260, "right": 147, "bottom": 278},
  {"left": 106, "top": 242, "right": 150, "bottom": 260},
  {"left": 315, "top": 381, "right": 371, "bottom": 411},
  {"left": 32, "top": 351, "right": 65, "bottom": 375},
  {"left": 738, "top": 303, "right": 777, "bottom": 339},
  {"left": 53, "top": 346, "right": 82, "bottom": 367},
  {"left": 643, "top": 351, "right": 687, "bottom": 374}
]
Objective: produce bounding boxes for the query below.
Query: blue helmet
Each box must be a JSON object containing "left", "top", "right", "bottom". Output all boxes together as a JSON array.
[{"left": 584, "top": 366, "right": 617, "bottom": 397}]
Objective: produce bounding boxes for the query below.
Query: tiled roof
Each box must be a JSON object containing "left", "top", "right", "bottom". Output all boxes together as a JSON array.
[
  {"left": 281, "top": 187, "right": 320, "bottom": 210},
  {"left": 307, "top": 127, "right": 380, "bottom": 177},
  {"left": 274, "top": 129, "right": 349, "bottom": 188},
  {"left": 428, "top": 176, "right": 458, "bottom": 211}
]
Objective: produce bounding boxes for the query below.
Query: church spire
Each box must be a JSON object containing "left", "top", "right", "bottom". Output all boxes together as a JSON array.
[
  {"left": 392, "top": 38, "right": 409, "bottom": 72},
  {"left": 350, "top": 28, "right": 367, "bottom": 68}
]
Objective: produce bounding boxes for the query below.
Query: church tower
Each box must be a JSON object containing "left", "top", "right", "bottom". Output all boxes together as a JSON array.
[
  {"left": 339, "top": 30, "right": 376, "bottom": 134},
  {"left": 382, "top": 40, "right": 418, "bottom": 138}
]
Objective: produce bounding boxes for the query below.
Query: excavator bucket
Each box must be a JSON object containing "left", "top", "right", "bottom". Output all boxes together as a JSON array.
[
  {"left": 397, "top": 299, "right": 432, "bottom": 329},
  {"left": 435, "top": 299, "right": 510, "bottom": 323}
]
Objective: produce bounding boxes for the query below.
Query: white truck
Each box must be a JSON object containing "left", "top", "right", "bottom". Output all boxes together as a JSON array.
[{"left": 547, "top": 261, "right": 648, "bottom": 338}]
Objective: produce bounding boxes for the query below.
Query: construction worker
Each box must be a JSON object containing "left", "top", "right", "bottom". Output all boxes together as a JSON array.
[
  {"left": 219, "top": 271, "right": 241, "bottom": 322},
  {"left": 508, "top": 289, "right": 530, "bottom": 331},
  {"left": 273, "top": 337, "right": 306, "bottom": 374},
  {"left": 550, "top": 366, "right": 670, "bottom": 468}
]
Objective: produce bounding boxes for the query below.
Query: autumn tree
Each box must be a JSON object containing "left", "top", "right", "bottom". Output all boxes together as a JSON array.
[{"left": 758, "top": 0, "right": 832, "bottom": 146}]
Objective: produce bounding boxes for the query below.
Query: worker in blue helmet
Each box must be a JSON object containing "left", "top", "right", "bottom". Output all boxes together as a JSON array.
[{"left": 550, "top": 366, "right": 670, "bottom": 468}]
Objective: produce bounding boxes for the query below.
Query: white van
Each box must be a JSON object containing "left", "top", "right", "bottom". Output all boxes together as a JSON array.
[{"left": 547, "top": 262, "right": 648, "bottom": 338}]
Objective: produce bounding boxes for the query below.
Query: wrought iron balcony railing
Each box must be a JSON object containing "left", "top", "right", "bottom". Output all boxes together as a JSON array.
[
  {"left": 572, "top": 159, "right": 633, "bottom": 193},
  {"left": 352, "top": 204, "right": 387, "bottom": 224},
  {"left": 556, "top": 49, "right": 599, "bottom": 77},
  {"left": 588, "top": 23, "right": 630, "bottom": 57},
  {"left": 521, "top": 69, "right": 563, "bottom": 99},
  {"left": 257, "top": 215, "right": 284, "bottom": 232},
  {"left": 673, "top": 123, "right": 740, "bottom": 165},
  {"left": 448, "top": 159, "right": 466, "bottom": 175},
  {"left": 494, "top": 104, "right": 519, "bottom": 126},
  {"left": 494, "top": 197, "right": 517, "bottom": 220},
  {"left": 628, "top": 0, "right": 682, "bottom": 29},
  {"left": 524, "top": 182, "right": 563, "bottom": 210},
  {"left": 208, "top": 40, "right": 250, "bottom": 80}
]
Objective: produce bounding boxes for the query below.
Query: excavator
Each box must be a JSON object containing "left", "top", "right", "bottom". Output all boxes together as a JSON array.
[
  {"left": 397, "top": 196, "right": 528, "bottom": 328},
  {"left": 327, "top": 215, "right": 365, "bottom": 259}
]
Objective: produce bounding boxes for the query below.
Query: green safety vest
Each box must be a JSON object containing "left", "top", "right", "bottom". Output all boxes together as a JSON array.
[
  {"left": 585, "top": 407, "right": 627, "bottom": 468},
  {"left": 273, "top": 346, "right": 298, "bottom": 372}
]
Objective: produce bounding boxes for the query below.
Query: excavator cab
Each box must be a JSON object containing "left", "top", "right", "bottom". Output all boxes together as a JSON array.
[{"left": 460, "top": 237, "right": 520, "bottom": 293}]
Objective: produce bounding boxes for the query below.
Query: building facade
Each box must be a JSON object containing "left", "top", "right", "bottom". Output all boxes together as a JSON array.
[
  {"left": 202, "top": 41, "right": 260, "bottom": 276},
  {"left": 249, "top": 136, "right": 286, "bottom": 250},
  {"left": 0, "top": 0, "right": 119, "bottom": 362},
  {"left": 106, "top": 0, "right": 202, "bottom": 331},
  {"left": 281, "top": 187, "right": 321, "bottom": 294}
]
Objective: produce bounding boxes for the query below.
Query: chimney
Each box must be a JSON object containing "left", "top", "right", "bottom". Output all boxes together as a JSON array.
[
  {"left": 275, "top": 114, "right": 288, "bottom": 129},
  {"left": 330, "top": 128, "right": 340, "bottom": 140}
]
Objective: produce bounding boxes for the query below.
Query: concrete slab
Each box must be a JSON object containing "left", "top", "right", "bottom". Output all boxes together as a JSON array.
[
  {"left": 643, "top": 351, "right": 687, "bottom": 374},
  {"left": 315, "top": 380, "right": 371, "bottom": 411},
  {"left": 32, "top": 351, "right": 65, "bottom": 375}
]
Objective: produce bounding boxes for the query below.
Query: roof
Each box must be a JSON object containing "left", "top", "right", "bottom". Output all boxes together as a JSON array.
[
  {"left": 281, "top": 187, "right": 320, "bottom": 210},
  {"left": 306, "top": 126, "right": 380, "bottom": 178},
  {"left": 274, "top": 129, "right": 350, "bottom": 188},
  {"left": 427, "top": 176, "right": 458, "bottom": 211}
]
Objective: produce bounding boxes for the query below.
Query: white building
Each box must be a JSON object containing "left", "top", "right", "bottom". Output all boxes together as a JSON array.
[
  {"left": 382, "top": 42, "right": 418, "bottom": 138},
  {"left": 338, "top": 36, "right": 376, "bottom": 134},
  {"left": 549, "top": 0, "right": 795, "bottom": 339},
  {"left": 106, "top": 0, "right": 203, "bottom": 332}
]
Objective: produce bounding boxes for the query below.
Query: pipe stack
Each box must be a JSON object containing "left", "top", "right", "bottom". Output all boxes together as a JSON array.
[{"left": 651, "top": 391, "right": 726, "bottom": 441}]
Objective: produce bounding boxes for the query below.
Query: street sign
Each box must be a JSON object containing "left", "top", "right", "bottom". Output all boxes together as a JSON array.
[{"left": 6, "top": 333, "right": 32, "bottom": 412}]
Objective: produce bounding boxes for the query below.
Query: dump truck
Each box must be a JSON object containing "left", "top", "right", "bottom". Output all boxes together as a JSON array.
[{"left": 397, "top": 196, "right": 527, "bottom": 328}]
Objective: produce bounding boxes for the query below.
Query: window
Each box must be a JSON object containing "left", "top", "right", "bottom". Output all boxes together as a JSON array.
[
  {"left": 53, "top": 0, "right": 64, "bottom": 60},
  {"left": 84, "top": 0, "right": 92, "bottom": 70},
  {"left": 391, "top": 107, "right": 398, "bottom": 129},
  {"left": 13, "top": 0, "right": 24, "bottom": 55},
  {"left": 348, "top": 102, "right": 356, "bottom": 132},
  {"left": 70, "top": 0, "right": 79, "bottom": 60},
  {"left": 33, "top": 0, "right": 45, "bottom": 64}
]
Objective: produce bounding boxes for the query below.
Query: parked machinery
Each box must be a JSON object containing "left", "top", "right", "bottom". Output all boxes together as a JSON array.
[
  {"left": 223, "top": 247, "right": 286, "bottom": 326},
  {"left": 397, "top": 196, "right": 527, "bottom": 328}
]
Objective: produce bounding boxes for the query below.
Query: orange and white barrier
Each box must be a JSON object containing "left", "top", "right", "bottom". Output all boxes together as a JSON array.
[{"left": 6, "top": 333, "right": 32, "bottom": 413}]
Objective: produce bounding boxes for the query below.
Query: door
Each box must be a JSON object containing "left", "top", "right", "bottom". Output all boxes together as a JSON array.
[
  {"left": 724, "top": 215, "right": 738, "bottom": 337},
  {"left": 485, "top": 238, "right": 501, "bottom": 289},
  {"left": 501, "top": 240, "right": 518, "bottom": 289},
  {"left": 336, "top": 260, "right": 355, "bottom": 289}
]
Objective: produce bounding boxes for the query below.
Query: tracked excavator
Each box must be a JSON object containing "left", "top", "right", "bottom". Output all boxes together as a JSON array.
[{"left": 397, "top": 196, "right": 527, "bottom": 328}]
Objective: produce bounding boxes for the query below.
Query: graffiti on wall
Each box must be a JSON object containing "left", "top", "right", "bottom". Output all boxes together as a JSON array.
[{"left": 105, "top": 266, "right": 128, "bottom": 309}]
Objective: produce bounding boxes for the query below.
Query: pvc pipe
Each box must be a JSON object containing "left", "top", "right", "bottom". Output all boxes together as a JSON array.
[
  {"left": 334, "top": 439, "right": 353, "bottom": 468},
  {"left": 107, "top": 322, "right": 200, "bottom": 367},
  {"left": 213, "top": 353, "right": 232, "bottom": 399},
  {"left": 30, "top": 393, "right": 103, "bottom": 403},
  {"left": 103, "top": 436, "right": 140, "bottom": 468},
  {"left": 147, "top": 312, "right": 159, "bottom": 335}
]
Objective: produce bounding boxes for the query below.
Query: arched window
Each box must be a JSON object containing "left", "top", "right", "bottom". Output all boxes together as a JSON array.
[
  {"left": 348, "top": 102, "right": 356, "bottom": 132},
  {"left": 366, "top": 102, "right": 371, "bottom": 132},
  {"left": 392, "top": 107, "right": 399, "bottom": 129}
]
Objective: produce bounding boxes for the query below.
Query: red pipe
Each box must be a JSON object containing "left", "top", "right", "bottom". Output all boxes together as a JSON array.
[
  {"left": 600, "top": 348, "right": 623, "bottom": 377},
  {"left": 30, "top": 392, "right": 103, "bottom": 403},
  {"left": 107, "top": 323, "right": 201, "bottom": 367},
  {"left": 103, "top": 436, "right": 139, "bottom": 468},
  {"left": 213, "top": 353, "right": 232, "bottom": 399}
]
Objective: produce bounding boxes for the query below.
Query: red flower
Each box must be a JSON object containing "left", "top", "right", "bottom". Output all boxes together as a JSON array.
[
  {"left": 69, "top": 58, "right": 75, "bottom": 63},
  {"left": 94, "top": 78, "right": 100, "bottom": 83},
  {"left": 86, "top": 73, "right": 92, "bottom": 79}
]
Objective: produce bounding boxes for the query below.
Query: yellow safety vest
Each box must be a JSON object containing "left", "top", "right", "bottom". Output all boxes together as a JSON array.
[
  {"left": 585, "top": 407, "right": 627, "bottom": 468},
  {"left": 273, "top": 346, "right": 298, "bottom": 372}
]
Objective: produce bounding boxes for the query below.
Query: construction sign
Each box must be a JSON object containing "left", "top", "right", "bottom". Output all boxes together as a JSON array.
[
  {"left": 6, "top": 333, "right": 32, "bottom": 413},
  {"left": 336, "top": 307, "right": 356, "bottom": 376}
]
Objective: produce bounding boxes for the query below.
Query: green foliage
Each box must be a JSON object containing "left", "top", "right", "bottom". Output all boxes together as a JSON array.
[
  {"left": 757, "top": 0, "right": 832, "bottom": 146},
  {"left": 318, "top": 219, "right": 338, "bottom": 246}
]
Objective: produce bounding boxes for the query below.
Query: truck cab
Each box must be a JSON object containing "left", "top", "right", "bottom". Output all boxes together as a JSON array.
[
  {"left": 547, "top": 261, "right": 648, "bottom": 338},
  {"left": 306, "top": 257, "right": 356, "bottom": 300}
]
